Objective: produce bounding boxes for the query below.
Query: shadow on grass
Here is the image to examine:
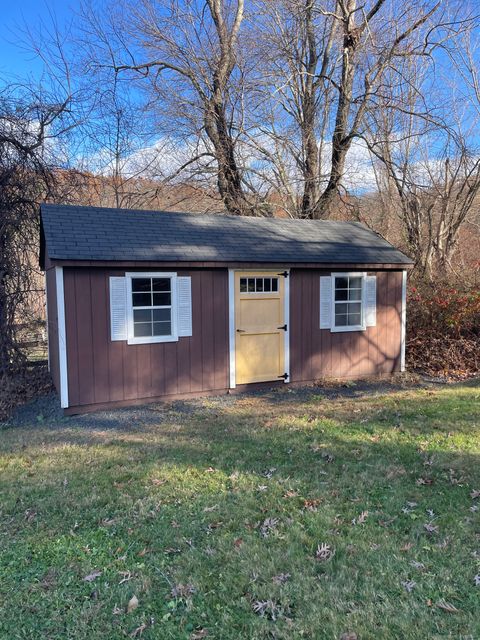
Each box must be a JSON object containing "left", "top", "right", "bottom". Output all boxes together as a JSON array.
[{"left": 2, "top": 379, "right": 479, "bottom": 493}]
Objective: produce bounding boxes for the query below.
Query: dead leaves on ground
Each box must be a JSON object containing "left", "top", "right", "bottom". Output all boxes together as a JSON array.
[
  {"left": 83, "top": 570, "right": 102, "bottom": 582},
  {"left": 352, "top": 511, "right": 368, "bottom": 526},
  {"left": 171, "top": 583, "right": 196, "bottom": 599},
  {"left": 315, "top": 543, "right": 335, "bottom": 562},
  {"left": 436, "top": 599, "right": 460, "bottom": 613},
  {"left": 260, "top": 517, "right": 279, "bottom": 538},
  {"left": 252, "top": 599, "right": 288, "bottom": 621},
  {"left": 127, "top": 595, "right": 139, "bottom": 613}
]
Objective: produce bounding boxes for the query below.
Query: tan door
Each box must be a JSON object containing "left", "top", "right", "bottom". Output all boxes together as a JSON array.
[{"left": 235, "top": 271, "right": 285, "bottom": 384}]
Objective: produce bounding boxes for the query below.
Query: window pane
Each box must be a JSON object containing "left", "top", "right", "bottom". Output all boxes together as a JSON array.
[
  {"left": 240, "top": 278, "right": 247, "bottom": 293},
  {"left": 335, "top": 313, "right": 347, "bottom": 326},
  {"left": 349, "top": 276, "right": 362, "bottom": 289},
  {"left": 271, "top": 278, "right": 278, "bottom": 292},
  {"left": 256, "top": 279, "right": 264, "bottom": 292},
  {"left": 348, "top": 302, "right": 362, "bottom": 315},
  {"left": 335, "top": 288, "right": 348, "bottom": 301},
  {"left": 348, "top": 313, "right": 361, "bottom": 326},
  {"left": 152, "top": 278, "right": 170, "bottom": 292},
  {"left": 153, "top": 321, "right": 172, "bottom": 336},
  {"left": 134, "top": 309, "right": 152, "bottom": 323},
  {"left": 264, "top": 278, "right": 271, "bottom": 292},
  {"left": 153, "top": 308, "right": 171, "bottom": 322},
  {"left": 153, "top": 292, "right": 171, "bottom": 306},
  {"left": 248, "top": 278, "right": 255, "bottom": 292},
  {"left": 336, "top": 277, "right": 349, "bottom": 289},
  {"left": 132, "top": 278, "right": 151, "bottom": 292},
  {"left": 335, "top": 302, "right": 348, "bottom": 315},
  {"left": 349, "top": 288, "right": 362, "bottom": 301},
  {"left": 133, "top": 292, "right": 151, "bottom": 307},
  {"left": 134, "top": 322, "right": 152, "bottom": 337}
]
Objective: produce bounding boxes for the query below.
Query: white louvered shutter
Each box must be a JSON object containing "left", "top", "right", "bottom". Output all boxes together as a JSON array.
[
  {"left": 177, "top": 276, "right": 192, "bottom": 337},
  {"left": 364, "top": 275, "right": 377, "bottom": 327},
  {"left": 320, "top": 276, "right": 332, "bottom": 329},
  {"left": 109, "top": 277, "right": 127, "bottom": 341}
]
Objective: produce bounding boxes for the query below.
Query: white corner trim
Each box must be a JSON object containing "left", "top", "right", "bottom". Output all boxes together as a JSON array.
[
  {"left": 55, "top": 266, "right": 69, "bottom": 408},
  {"left": 284, "top": 270, "right": 290, "bottom": 382},
  {"left": 228, "top": 269, "right": 236, "bottom": 389},
  {"left": 401, "top": 270, "right": 407, "bottom": 372},
  {"left": 44, "top": 273, "right": 50, "bottom": 372}
]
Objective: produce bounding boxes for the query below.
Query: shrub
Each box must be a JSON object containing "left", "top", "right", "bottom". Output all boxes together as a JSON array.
[{"left": 407, "top": 284, "right": 480, "bottom": 377}]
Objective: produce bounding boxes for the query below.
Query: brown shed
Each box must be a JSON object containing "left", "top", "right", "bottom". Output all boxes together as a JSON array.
[{"left": 40, "top": 204, "right": 413, "bottom": 414}]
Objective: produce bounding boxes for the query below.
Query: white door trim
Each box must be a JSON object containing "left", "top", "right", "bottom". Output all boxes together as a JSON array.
[
  {"left": 55, "top": 266, "right": 69, "bottom": 408},
  {"left": 283, "top": 271, "right": 290, "bottom": 383},
  {"left": 228, "top": 269, "right": 290, "bottom": 388},
  {"left": 228, "top": 269, "right": 236, "bottom": 388}
]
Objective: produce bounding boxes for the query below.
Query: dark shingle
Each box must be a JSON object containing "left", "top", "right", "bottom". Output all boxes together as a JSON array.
[{"left": 41, "top": 204, "right": 413, "bottom": 265}]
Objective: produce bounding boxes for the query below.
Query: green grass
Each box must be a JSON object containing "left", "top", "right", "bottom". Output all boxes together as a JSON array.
[{"left": 1, "top": 381, "right": 479, "bottom": 639}]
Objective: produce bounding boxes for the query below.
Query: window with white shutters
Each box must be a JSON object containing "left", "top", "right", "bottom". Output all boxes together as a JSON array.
[
  {"left": 320, "top": 273, "right": 377, "bottom": 332},
  {"left": 109, "top": 272, "right": 192, "bottom": 345}
]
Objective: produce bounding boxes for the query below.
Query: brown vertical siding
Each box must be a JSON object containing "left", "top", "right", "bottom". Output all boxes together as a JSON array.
[
  {"left": 63, "top": 267, "right": 229, "bottom": 409},
  {"left": 289, "top": 269, "right": 403, "bottom": 382},
  {"left": 45, "top": 264, "right": 60, "bottom": 392},
  {"left": 56, "top": 262, "right": 403, "bottom": 412}
]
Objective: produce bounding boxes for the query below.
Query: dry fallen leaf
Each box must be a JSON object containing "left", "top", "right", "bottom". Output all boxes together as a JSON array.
[
  {"left": 303, "top": 498, "right": 322, "bottom": 511},
  {"left": 260, "top": 517, "right": 279, "bottom": 538},
  {"left": 83, "top": 570, "right": 102, "bottom": 582},
  {"left": 436, "top": 599, "right": 459, "bottom": 613},
  {"left": 315, "top": 543, "right": 335, "bottom": 562},
  {"left": 272, "top": 573, "right": 291, "bottom": 585},
  {"left": 127, "top": 595, "right": 139, "bottom": 613},
  {"left": 119, "top": 571, "right": 134, "bottom": 585},
  {"left": 402, "top": 580, "right": 416, "bottom": 593},
  {"left": 340, "top": 633, "right": 358, "bottom": 640},
  {"left": 171, "top": 583, "right": 195, "bottom": 598},
  {"left": 423, "top": 522, "right": 439, "bottom": 534},
  {"left": 190, "top": 629, "right": 209, "bottom": 639},
  {"left": 471, "top": 489, "right": 480, "bottom": 499},
  {"left": 130, "top": 623, "right": 147, "bottom": 638}
]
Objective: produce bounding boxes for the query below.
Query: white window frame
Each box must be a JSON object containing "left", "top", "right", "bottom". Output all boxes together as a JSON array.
[
  {"left": 331, "top": 272, "right": 367, "bottom": 333},
  {"left": 125, "top": 272, "right": 178, "bottom": 345}
]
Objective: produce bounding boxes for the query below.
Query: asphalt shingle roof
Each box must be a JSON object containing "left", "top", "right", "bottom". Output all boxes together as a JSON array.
[{"left": 41, "top": 204, "right": 413, "bottom": 265}]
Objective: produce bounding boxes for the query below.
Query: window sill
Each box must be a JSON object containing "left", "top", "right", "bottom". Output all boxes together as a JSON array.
[
  {"left": 127, "top": 335, "right": 179, "bottom": 345},
  {"left": 330, "top": 325, "right": 366, "bottom": 333}
]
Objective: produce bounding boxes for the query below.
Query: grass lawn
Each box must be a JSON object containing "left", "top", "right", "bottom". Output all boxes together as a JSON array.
[{"left": 1, "top": 380, "right": 479, "bottom": 639}]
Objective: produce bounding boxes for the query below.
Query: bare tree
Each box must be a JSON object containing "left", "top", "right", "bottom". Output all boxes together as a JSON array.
[
  {"left": 365, "top": 47, "right": 480, "bottom": 279},
  {"left": 0, "top": 84, "right": 70, "bottom": 377},
  {"left": 249, "top": 0, "right": 453, "bottom": 218},
  {"left": 78, "top": 0, "right": 264, "bottom": 215}
]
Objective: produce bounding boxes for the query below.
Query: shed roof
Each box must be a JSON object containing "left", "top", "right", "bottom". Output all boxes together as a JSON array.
[{"left": 41, "top": 204, "right": 413, "bottom": 266}]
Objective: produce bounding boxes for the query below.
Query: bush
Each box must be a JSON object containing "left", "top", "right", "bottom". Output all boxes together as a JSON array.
[{"left": 407, "top": 284, "right": 480, "bottom": 377}]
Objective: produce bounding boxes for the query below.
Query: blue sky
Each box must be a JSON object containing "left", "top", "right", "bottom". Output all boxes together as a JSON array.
[{"left": 0, "top": 0, "right": 74, "bottom": 80}]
